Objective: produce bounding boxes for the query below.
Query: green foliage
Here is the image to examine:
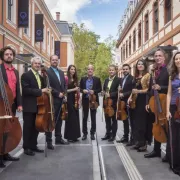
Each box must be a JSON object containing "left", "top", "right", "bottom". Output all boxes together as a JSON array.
[{"left": 72, "top": 23, "right": 115, "bottom": 83}]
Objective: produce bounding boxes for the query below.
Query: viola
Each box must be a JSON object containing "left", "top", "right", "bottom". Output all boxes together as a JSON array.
[
  {"left": 149, "top": 70, "right": 168, "bottom": 143},
  {"left": 74, "top": 82, "right": 81, "bottom": 110},
  {"left": 35, "top": 68, "right": 55, "bottom": 132},
  {"left": 103, "top": 88, "right": 114, "bottom": 117},
  {"left": 61, "top": 85, "right": 68, "bottom": 120},
  {"left": 89, "top": 85, "right": 98, "bottom": 110},
  {"left": 116, "top": 85, "right": 127, "bottom": 121},
  {"left": 0, "top": 66, "right": 22, "bottom": 155}
]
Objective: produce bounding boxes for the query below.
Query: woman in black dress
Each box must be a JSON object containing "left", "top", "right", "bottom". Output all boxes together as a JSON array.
[
  {"left": 166, "top": 51, "right": 180, "bottom": 175},
  {"left": 64, "top": 65, "right": 81, "bottom": 142},
  {"left": 128, "top": 60, "right": 150, "bottom": 152}
]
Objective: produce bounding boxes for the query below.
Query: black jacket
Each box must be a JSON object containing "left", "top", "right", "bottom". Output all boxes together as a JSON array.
[
  {"left": 47, "top": 67, "right": 66, "bottom": 105},
  {"left": 21, "top": 70, "right": 45, "bottom": 113},
  {"left": 120, "top": 74, "right": 134, "bottom": 102},
  {"left": 0, "top": 63, "right": 22, "bottom": 107},
  {"left": 103, "top": 76, "right": 120, "bottom": 108},
  {"left": 80, "top": 76, "right": 102, "bottom": 105}
]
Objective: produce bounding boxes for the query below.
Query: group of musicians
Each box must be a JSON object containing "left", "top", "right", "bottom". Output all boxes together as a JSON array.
[{"left": 0, "top": 46, "right": 180, "bottom": 176}]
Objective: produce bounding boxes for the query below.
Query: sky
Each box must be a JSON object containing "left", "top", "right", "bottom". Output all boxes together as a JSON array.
[{"left": 44, "top": 0, "right": 129, "bottom": 42}]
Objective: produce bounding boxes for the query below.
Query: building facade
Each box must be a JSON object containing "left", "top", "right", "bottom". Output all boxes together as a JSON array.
[
  {"left": 0, "top": 0, "right": 75, "bottom": 75},
  {"left": 116, "top": 0, "right": 180, "bottom": 76}
]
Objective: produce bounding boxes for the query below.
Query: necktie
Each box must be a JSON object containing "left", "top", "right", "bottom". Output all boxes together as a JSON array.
[{"left": 35, "top": 72, "right": 41, "bottom": 89}]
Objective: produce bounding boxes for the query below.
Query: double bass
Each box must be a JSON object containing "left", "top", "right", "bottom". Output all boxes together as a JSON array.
[
  {"left": 35, "top": 68, "right": 55, "bottom": 132},
  {"left": 149, "top": 70, "right": 168, "bottom": 143},
  {"left": 0, "top": 66, "right": 22, "bottom": 155},
  {"left": 116, "top": 85, "right": 127, "bottom": 120}
]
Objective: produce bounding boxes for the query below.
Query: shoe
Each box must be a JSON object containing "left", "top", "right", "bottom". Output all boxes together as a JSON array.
[
  {"left": 3, "top": 154, "right": 20, "bottom": 161},
  {"left": 162, "top": 155, "right": 168, "bottom": 163},
  {"left": 47, "top": 144, "right": 54, "bottom": 150},
  {"left": 101, "top": 135, "right": 110, "bottom": 140},
  {"left": 31, "top": 147, "right": 44, "bottom": 153},
  {"left": 137, "top": 145, "right": 147, "bottom": 152},
  {"left": 117, "top": 137, "right": 128, "bottom": 143},
  {"left": 0, "top": 161, "right": 6, "bottom": 168},
  {"left": 126, "top": 141, "right": 134, "bottom": 146},
  {"left": 55, "top": 138, "right": 69, "bottom": 145},
  {"left": 91, "top": 134, "right": 95, "bottom": 140},
  {"left": 108, "top": 136, "right": 115, "bottom": 142},
  {"left": 144, "top": 150, "right": 161, "bottom": 158},
  {"left": 24, "top": 149, "right": 35, "bottom": 156},
  {"left": 82, "top": 135, "right": 87, "bottom": 140},
  {"left": 131, "top": 144, "right": 141, "bottom": 150}
]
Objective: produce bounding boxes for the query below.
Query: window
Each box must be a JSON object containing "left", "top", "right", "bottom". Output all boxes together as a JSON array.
[
  {"left": 144, "top": 13, "right": 149, "bottom": 42},
  {"left": 153, "top": 1, "right": 159, "bottom": 34},
  {"left": 129, "top": 36, "right": 131, "bottom": 56},
  {"left": 47, "top": 30, "right": 50, "bottom": 54},
  {"left": 7, "top": 0, "right": 16, "bottom": 24},
  {"left": 123, "top": 44, "right": 125, "bottom": 61},
  {"left": 164, "top": 0, "right": 171, "bottom": 24},
  {"left": 126, "top": 40, "right": 128, "bottom": 58},
  {"left": 133, "top": 29, "right": 136, "bottom": 52},
  {"left": 138, "top": 22, "right": 142, "bottom": 47},
  {"left": 43, "top": 26, "right": 46, "bottom": 50},
  {"left": 121, "top": 47, "right": 123, "bottom": 62}
]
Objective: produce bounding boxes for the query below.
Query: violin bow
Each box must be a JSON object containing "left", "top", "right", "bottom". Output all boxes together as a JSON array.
[{"left": 169, "top": 118, "right": 174, "bottom": 169}]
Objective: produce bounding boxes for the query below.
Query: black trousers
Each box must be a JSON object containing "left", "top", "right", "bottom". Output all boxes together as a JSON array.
[
  {"left": 46, "top": 101, "right": 63, "bottom": 143},
  {"left": 105, "top": 114, "right": 117, "bottom": 137},
  {"left": 23, "top": 112, "right": 39, "bottom": 149},
  {"left": 82, "top": 99, "right": 96, "bottom": 135},
  {"left": 123, "top": 119, "right": 129, "bottom": 138}
]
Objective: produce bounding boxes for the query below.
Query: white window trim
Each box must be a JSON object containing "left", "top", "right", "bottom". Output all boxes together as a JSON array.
[
  {"left": 47, "top": 29, "right": 50, "bottom": 55},
  {"left": 42, "top": 25, "right": 46, "bottom": 52},
  {"left": 6, "top": 0, "right": 17, "bottom": 29}
]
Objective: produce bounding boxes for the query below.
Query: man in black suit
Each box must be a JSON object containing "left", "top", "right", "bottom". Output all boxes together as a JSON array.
[
  {"left": 101, "top": 65, "right": 120, "bottom": 141},
  {"left": 21, "top": 57, "right": 49, "bottom": 156},
  {"left": 116, "top": 64, "right": 134, "bottom": 145},
  {"left": 0, "top": 46, "right": 22, "bottom": 168},
  {"left": 144, "top": 48, "right": 169, "bottom": 162},
  {"left": 45, "top": 55, "right": 69, "bottom": 148},
  {"left": 80, "top": 64, "right": 102, "bottom": 140}
]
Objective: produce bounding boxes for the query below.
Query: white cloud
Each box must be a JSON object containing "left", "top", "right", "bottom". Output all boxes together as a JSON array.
[
  {"left": 44, "top": 0, "right": 91, "bottom": 22},
  {"left": 81, "top": 19, "right": 94, "bottom": 30}
]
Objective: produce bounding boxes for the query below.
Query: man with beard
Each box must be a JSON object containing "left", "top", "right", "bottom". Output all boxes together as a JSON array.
[
  {"left": 116, "top": 64, "right": 134, "bottom": 145},
  {"left": 0, "top": 46, "right": 22, "bottom": 168}
]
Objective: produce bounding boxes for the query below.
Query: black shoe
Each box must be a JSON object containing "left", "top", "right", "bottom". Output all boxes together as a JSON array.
[
  {"left": 24, "top": 149, "right": 35, "bottom": 156},
  {"left": 162, "top": 155, "right": 168, "bottom": 163},
  {"left": 55, "top": 138, "right": 69, "bottom": 145},
  {"left": 126, "top": 141, "right": 134, "bottom": 146},
  {"left": 118, "top": 137, "right": 128, "bottom": 143},
  {"left": 108, "top": 136, "right": 115, "bottom": 142},
  {"left": 47, "top": 144, "right": 54, "bottom": 150},
  {"left": 82, "top": 135, "right": 87, "bottom": 140},
  {"left": 0, "top": 161, "right": 6, "bottom": 168},
  {"left": 101, "top": 135, "right": 110, "bottom": 140},
  {"left": 31, "top": 147, "right": 44, "bottom": 153},
  {"left": 137, "top": 145, "right": 147, "bottom": 152},
  {"left": 131, "top": 144, "right": 141, "bottom": 150},
  {"left": 3, "top": 154, "right": 19, "bottom": 161},
  {"left": 144, "top": 150, "right": 161, "bottom": 158},
  {"left": 91, "top": 134, "right": 95, "bottom": 140}
]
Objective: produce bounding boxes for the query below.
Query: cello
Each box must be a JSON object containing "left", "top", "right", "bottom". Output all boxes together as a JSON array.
[
  {"left": 116, "top": 85, "right": 127, "bottom": 120},
  {"left": 0, "top": 66, "right": 22, "bottom": 155},
  {"left": 35, "top": 68, "right": 55, "bottom": 132},
  {"left": 149, "top": 69, "right": 168, "bottom": 143}
]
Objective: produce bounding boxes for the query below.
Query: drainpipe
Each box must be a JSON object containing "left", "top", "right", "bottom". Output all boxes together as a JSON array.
[{"left": 2, "top": 0, "right": 5, "bottom": 47}]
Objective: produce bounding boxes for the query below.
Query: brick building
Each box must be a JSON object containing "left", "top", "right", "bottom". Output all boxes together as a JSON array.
[
  {"left": 116, "top": 0, "right": 180, "bottom": 76},
  {"left": 0, "top": 0, "right": 74, "bottom": 76}
]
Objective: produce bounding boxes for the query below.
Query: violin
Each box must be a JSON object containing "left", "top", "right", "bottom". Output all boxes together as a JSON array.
[
  {"left": 35, "top": 68, "right": 55, "bottom": 132},
  {"left": 89, "top": 85, "right": 98, "bottom": 110},
  {"left": 116, "top": 85, "right": 127, "bottom": 120},
  {"left": 0, "top": 66, "right": 22, "bottom": 155},
  {"left": 103, "top": 88, "right": 114, "bottom": 117},
  {"left": 74, "top": 82, "right": 81, "bottom": 110},
  {"left": 149, "top": 70, "right": 168, "bottom": 143},
  {"left": 61, "top": 84, "right": 68, "bottom": 121}
]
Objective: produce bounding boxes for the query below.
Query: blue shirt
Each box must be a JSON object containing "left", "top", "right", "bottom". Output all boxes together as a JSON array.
[
  {"left": 51, "top": 66, "right": 61, "bottom": 83},
  {"left": 171, "top": 75, "right": 180, "bottom": 105},
  {"left": 86, "top": 77, "right": 93, "bottom": 98}
]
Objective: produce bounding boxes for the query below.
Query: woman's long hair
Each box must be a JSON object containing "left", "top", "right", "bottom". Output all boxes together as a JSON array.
[
  {"left": 168, "top": 50, "right": 180, "bottom": 80},
  {"left": 134, "top": 59, "right": 148, "bottom": 77},
  {"left": 67, "top": 65, "right": 78, "bottom": 85}
]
